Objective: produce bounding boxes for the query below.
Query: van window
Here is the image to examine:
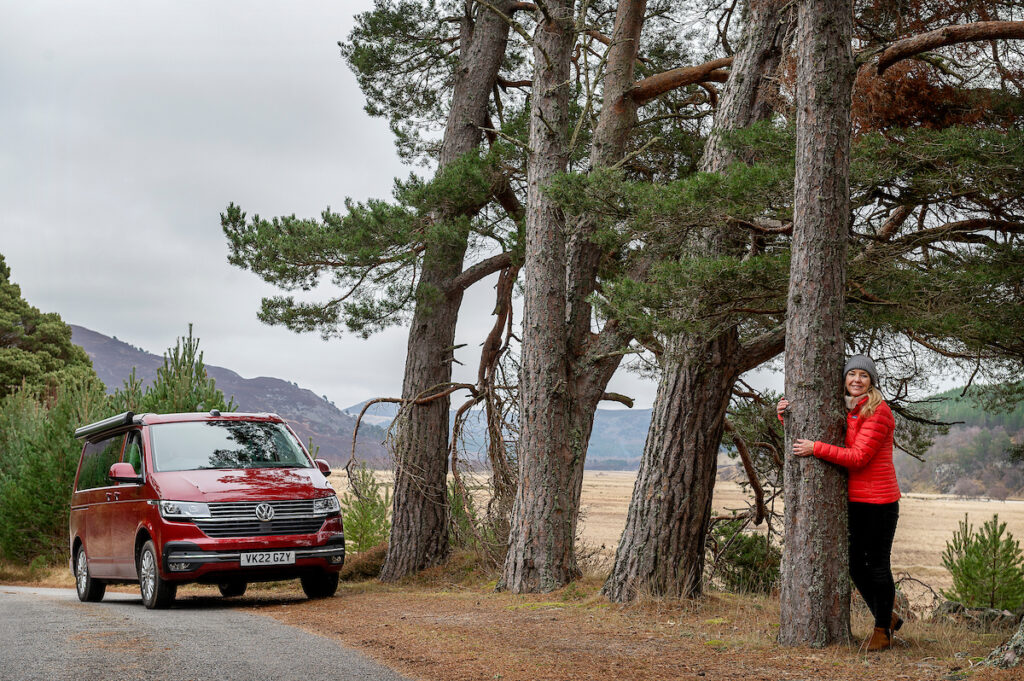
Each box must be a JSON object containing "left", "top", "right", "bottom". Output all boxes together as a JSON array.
[
  {"left": 150, "top": 421, "right": 312, "bottom": 472},
  {"left": 77, "top": 433, "right": 127, "bottom": 490},
  {"left": 123, "top": 432, "right": 144, "bottom": 476}
]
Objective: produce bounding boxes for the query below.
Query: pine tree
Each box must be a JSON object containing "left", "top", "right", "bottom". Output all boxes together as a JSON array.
[
  {"left": 225, "top": 0, "right": 523, "bottom": 581},
  {"left": 110, "top": 325, "right": 235, "bottom": 414},
  {"left": 943, "top": 514, "right": 1024, "bottom": 611}
]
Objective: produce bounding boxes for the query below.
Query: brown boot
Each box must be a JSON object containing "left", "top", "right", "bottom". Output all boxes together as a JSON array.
[
  {"left": 866, "top": 627, "right": 892, "bottom": 652},
  {"left": 890, "top": 611, "right": 903, "bottom": 632}
]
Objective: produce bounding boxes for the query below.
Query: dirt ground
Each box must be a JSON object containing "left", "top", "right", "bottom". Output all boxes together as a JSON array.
[
  {"left": 8, "top": 474, "right": 1024, "bottom": 680},
  {"left": 238, "top": 579, "right": 1020, "bottom": 681}
]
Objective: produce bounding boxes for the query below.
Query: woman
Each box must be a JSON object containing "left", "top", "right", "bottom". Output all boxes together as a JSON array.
[{"left": 777, "top": 354, "right": 902, "bottom": 651}]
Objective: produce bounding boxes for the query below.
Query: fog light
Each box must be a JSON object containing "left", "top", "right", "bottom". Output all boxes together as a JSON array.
[
  {"left": 168, "top": 562, "right": 192, "bottom": 572},
  {"left": 328, "top": 555, "right": 343, "bottom": 564}
]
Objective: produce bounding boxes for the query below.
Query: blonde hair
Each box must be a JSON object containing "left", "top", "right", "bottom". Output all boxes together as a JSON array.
[{"left": 859, "top": 386, "right": 885, "bottom": 419}]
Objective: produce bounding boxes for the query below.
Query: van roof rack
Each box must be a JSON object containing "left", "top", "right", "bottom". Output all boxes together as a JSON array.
[{"left": 74, "top": 411, "right": 141, "bottom": 440}]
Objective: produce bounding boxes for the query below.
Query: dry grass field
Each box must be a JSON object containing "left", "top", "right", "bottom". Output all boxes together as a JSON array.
[{"left": 578, "top": 471, "right": 1024, "bottom": 600}]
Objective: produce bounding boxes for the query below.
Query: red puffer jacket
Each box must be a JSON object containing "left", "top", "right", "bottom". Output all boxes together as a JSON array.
[{"left": 813, "top": 397, "right": 900, "bottom": 504}]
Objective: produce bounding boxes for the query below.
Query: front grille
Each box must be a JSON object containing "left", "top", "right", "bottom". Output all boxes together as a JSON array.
[
  {"left": 208, "top": 499, "right": 315, "bottom": 517},
  {"left": 194, "top": 517, "right": 325, "bottom": 538},
  {"left": 197, "top": 499, "right": 324, "bottom": 538}
]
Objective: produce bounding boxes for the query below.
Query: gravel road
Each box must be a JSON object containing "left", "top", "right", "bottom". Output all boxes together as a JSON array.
[{"left": 0, "top": 586, "right": 409, "bottom": 681}]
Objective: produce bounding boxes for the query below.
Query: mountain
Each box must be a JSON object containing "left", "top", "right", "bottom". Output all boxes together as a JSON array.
[
  {"left": 70, "top": 325, "right": 388, "bottom": 466},
  {"left": 344, "top": 400, "right": 653, "bottom": 470}
]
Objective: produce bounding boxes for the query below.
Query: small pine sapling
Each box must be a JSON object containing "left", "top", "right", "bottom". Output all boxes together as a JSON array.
[
  {"left": 942, "top": 514, "right": 1024, "bottom": 611},
  {"left": 340, "top": 463, "right": 391, "bottom": 554}
]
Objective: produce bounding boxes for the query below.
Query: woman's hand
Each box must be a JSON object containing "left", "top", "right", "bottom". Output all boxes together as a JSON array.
[
  {"left": 776, "top": 398, "right": 790, "bottom": 419},
  {"left": 793, "top": 439, "right": 815, "bottom": 457}
]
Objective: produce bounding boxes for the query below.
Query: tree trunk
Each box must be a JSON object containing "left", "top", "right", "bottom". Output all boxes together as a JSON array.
[
  {"left": 988, "top": 620, "right": 1024, "bottom": 668},
  {"left": 497, "top": 0, "right": 578, "bottom": 593},
  {"left": 604, "top": 334, "right": 742, "bottom": 600},
  {"left": 380, "top": 0, "right": 512, "bottom": 581},
  {"left": 500, "top": 0, "right": 660, "bottom": 592},
  {"left": 603, "top": 0, "right": 793, "bottom": 602},
  {"left": 777, "top": 0, "right": 854, "bottom": 647}
]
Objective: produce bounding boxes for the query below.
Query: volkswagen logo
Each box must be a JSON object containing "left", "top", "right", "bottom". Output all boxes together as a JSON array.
[{"left": 254, "top": 503, "right": 275, "bottom": 522}]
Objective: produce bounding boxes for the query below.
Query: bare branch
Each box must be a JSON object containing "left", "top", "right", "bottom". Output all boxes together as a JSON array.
[
  {"left": 631, "top": 57, "right": 733, "bottom": 106},
  {"left": 497, "top": 75, "right": 533, "bottom": 89},
  {"left": 886, "top": 218, "right": 1024, "bottom": 253},
  {"left": 904, "top": 330, "right": 990, "bottom": 360},
  {"left": 723, "top": 419, "right": 766, "bottom": 525},
  {"left": 447, "top": 252, "right": 514, "bottom": 295},
  {"left": 478, "top": 0, "right": 535, "bottom": 48},
  {"left": 611, "top": 135, "right": 661, "bottom": 170},
  {"left": 738, "top": 326, "right": 785, "bottom": 373},
  {"left": 877, "top": 21, "right": 1024, "bottom": 74},
  {"left": 584, "top": 28, "right": 653, "bottom": 64},
  {"left": 601, "top": 391, "right": 635, "bottom": 408},
  {"left": 727, "top": 215, "right": 792, "bottom": 234}
]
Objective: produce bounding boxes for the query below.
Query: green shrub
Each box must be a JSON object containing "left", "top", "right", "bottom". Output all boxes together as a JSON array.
[
  {"left": 340, "top": 463, "right": 391, "bottom": 554},
  {"left": 0, "top": 374, "right": 109, "bottom": 563},
  {"left": 708, "top": 517, "right": 781, "bottom": 594},
  {"left": 942, "top": 513, "right": 1024, "bottom": 610},
  {"left": 447, "top": 478, "right": 508, "bottom": 568}
]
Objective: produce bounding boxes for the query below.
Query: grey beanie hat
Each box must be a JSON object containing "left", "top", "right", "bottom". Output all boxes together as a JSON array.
[{"left": 843, "top": 354, "right": 878, "bottom": 387}]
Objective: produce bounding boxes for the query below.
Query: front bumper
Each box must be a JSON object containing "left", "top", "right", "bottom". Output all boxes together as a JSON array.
[{"left": 161, "top": 536, "right": 345, "bottom": 582}]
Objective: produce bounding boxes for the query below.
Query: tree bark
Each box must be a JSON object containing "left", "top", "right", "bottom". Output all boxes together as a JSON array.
[
  {"left": 604, "top": 0, "right": 794, "bottom": 603},
  {"left": 497, "top": 0, "right": 578, "bottom": 593},
  {"left": 778, "top": 0, "right": 854, "bottom": 647},
  {"left": 380, "top": 0, "right": 512, "bottom": 582}
]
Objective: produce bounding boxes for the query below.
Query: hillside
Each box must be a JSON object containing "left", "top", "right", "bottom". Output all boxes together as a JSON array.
[
  {"left": 345, "top": 400, "right": 652, "bottom": 470},
  {"left": 70, "top": 326, "right": 388, "bottom": 466},
  {"left": 892, "top": 387, "right": 1024, "bottom": 498}
]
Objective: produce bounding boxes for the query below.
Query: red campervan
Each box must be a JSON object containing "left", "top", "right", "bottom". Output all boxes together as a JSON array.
[{"left": 69, "top": 411, "right": 345, "bottom": 608}]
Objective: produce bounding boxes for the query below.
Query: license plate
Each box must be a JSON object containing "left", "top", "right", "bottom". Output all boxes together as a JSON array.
[{"left": 240, "top": 551, "right": 295, "bottom": 566}]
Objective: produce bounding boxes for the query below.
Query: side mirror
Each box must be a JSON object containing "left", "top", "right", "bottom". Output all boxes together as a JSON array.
[
  {"left": 314, "top": 459, "right": 332, "bottom": 476},
  {"left": 108, "top": 462, "right": 143, "bottom": 485}
]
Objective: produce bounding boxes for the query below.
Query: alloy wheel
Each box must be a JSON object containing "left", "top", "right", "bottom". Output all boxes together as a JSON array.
[
  {"left": 75, "top": 550, "right": 88, "bottom": 596},
  {"left": 139, "top": 549, "right": 156, "bottom": 602}
]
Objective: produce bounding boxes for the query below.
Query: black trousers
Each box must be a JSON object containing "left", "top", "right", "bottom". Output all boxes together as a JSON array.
[{"left": 848, "top": 500, "right": 899, "bottom": 629}]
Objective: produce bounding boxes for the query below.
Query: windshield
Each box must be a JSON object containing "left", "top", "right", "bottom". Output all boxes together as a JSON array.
[{"left": 150, "top": 421, "right": 312, "bottom": 472}]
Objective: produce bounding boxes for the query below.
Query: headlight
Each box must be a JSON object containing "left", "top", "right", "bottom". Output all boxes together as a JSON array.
[
  {"left": 159, "top": 500, "right": 212, "bottom": 519},
  {"left": 313, "top": 495, "right": 341, "bottom": 515}
]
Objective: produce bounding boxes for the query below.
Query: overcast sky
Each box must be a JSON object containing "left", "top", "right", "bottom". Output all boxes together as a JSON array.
[{"left": 0, "top": 0, "right": 784, "bottom": 410}]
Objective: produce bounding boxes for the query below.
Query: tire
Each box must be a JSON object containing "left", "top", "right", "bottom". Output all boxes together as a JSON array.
[
  {"left": 137, "top": 540, "right": 177, "bottom": 609},
  {"left": 300, "top": 571, "right": 339, "bottom": 599},
  {"left": 74, "top": 546, "right": 105, "bottom": 603},
  {"left": 218, "top": 581, "right": 247, "bottom": 598}
]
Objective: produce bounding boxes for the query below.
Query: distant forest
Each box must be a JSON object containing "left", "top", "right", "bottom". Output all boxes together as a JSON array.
[{"left": 895, "top": 388, "right": 1024, "bottom": 499}]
